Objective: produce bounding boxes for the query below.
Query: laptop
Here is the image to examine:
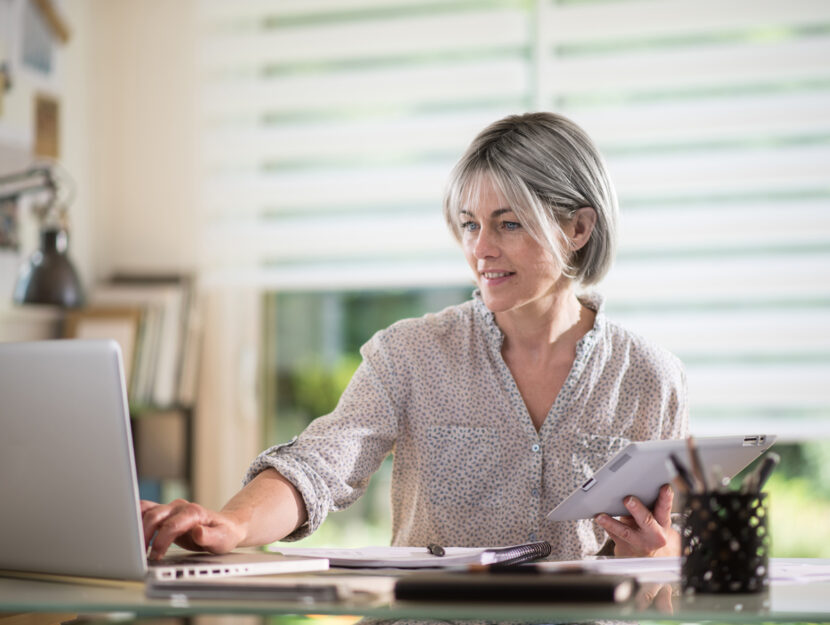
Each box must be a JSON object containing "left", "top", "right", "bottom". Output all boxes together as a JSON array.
[{"left": 0, "top": 339, "right": 328, "bottom": 582}]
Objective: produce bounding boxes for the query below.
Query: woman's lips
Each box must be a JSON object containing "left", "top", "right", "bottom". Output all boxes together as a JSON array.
[{"left": 480, "top": 270, "right": 515, "bottom": 285}]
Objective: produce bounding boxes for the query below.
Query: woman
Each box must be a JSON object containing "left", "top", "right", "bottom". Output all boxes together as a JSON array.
[{"left": 142, "top": 112, "right": 688, "bottom": 561}]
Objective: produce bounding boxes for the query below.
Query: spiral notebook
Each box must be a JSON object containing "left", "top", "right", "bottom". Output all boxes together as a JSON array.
[{"left": 271, "top": 541, "right": 551, "bottom": 569}]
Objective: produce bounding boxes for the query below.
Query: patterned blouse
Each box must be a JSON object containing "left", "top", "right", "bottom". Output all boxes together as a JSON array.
[{"left": 246, "top": 291, "right": 688, "bottom": 559}]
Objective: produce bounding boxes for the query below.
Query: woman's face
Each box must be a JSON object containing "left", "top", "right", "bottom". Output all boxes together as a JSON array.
[{"left": 459, "top": 175, "right": 567, "bottom": 315}]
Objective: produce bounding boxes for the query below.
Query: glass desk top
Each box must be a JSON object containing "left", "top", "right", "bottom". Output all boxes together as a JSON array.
[{"left": 2, "top": 572, "right": 830, "bottom": 624}]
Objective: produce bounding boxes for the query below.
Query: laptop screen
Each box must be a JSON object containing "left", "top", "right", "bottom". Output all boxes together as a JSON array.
[{"left": 0, "top": 339, "right": 147, "bottom": 580}]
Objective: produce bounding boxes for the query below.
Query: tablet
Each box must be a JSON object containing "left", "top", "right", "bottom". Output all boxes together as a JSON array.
[{"left": 547, "top": 434, "right": 776, "bottom": 522}]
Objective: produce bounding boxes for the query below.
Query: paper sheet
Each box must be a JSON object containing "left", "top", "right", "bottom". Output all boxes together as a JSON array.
[
  {"left": 270, "top": 544, "right": 830, "bottom": 584},
  {"left": 537, "top": 557, "right": 830, "bottom": 585},
  {"left": 270, "top": 545, "right": 497, "bottom": 568},
  {"left": 538, "top": 556, "right": 682, "bottom": 584}
]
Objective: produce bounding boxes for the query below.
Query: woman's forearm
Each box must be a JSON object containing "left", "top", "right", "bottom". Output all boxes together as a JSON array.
[{"left": 221, "top": 468, "right": 308, "bottom": 547}]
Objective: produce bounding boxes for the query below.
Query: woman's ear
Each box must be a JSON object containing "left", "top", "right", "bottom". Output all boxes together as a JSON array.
[{"left": 567, "top": 206, "right": 598, "bottom": 251}]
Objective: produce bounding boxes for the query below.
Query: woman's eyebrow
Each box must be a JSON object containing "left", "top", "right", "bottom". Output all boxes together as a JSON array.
[{"left": 458, "top": 208, "right": 515, "bottom": 218}]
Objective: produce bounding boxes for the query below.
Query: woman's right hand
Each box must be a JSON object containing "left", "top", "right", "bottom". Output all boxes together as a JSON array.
[
  {"left": 141, "top": 468, "right": 309, "bottom": 561},
  {"left": 141, "top": 499, "right": 247, "bottom": 560}
]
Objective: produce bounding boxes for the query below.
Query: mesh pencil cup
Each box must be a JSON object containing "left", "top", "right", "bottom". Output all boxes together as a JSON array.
[{"left": 681, "top": 492, "right": 769, "bottom": 594}]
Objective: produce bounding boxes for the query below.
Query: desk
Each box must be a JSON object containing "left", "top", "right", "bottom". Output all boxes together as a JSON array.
[{"left": 2, "top": 567, "right": 830, "bottom": 624}]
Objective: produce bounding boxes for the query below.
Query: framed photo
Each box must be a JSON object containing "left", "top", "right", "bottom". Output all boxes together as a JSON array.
[
  {"left": 34, "top": 92, "right": 58, "bottom": 158},
  {"left": 64, "top": 306, "right": 142, "bottom": 385}
]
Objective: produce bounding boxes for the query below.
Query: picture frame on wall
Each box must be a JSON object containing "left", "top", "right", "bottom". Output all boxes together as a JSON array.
[
  {"left": 34, "top": 92, "right": 58, "bottom": 158},
  {"left": 0, "top": 198, "right": 17, "bottom": 249}
]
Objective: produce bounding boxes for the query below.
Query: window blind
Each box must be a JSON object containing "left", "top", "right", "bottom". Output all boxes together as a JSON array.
[
  {"left": 198, "top": 0, "right": 830, "bottom": 437},
  {"left": 199, "top": 0, "right": 530, "bottom": 289}
]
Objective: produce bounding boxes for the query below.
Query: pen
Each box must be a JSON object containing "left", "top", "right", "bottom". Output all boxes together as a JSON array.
[
  {"left": 744, "top": 452, "right": 780, "bottom": 493},
  {"left": 665, "top": 457, "right": 688, "bottom": 495},
  {"left": 754, "top": 452, "right": 780, "bottom": 492},
  {"left": 427, "top": 543, "right": 445, "bottom": 557},
  {"left": 686, "top": 436, "right": 710, "bottom": 493},
  {"left": 668, "top": 453, "right": 695, "bottom": 494}
]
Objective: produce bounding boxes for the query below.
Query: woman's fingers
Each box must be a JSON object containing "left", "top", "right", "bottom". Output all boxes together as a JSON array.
[
  {"left": 594, "top": 486, "right": 679, "bottom": 557},
  {"left": 142, "top": 499, "right": 212, "bottom": 560},
  {"left": 653, "top": 484, "right": 674, "bottom": 527},
  {"left": 654, "top": 583, "right": 674, "bottom": 614},
  {"left": 141, "top": 498, "right": 246, "bottom": 560},
  {"left": 636, "top": 583, "right": 674, "bottom": 613},
  {"left": 189, "top": 522, "right": 243, "bottom": 554},
  {"left": 596, "top": 511, "right": 653, "bottom": 554}
]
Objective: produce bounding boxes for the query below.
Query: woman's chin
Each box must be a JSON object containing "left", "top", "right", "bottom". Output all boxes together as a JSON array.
[{"left": 479, "top": 291, "right": 514, "bottom": 314}]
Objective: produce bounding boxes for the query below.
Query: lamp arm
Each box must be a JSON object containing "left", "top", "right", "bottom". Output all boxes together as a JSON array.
[{"left": 0, "top": 166, "right": 57, "bottom": 204}]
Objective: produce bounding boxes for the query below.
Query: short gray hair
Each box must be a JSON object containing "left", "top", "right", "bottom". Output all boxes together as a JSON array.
[{"left": 443, "top": 112, "right": 618, "bottom": 286}]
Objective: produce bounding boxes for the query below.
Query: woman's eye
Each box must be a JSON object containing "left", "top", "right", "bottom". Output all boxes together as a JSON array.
[
  {"left": 502, "top": 221, "right": 522, "bottom": 231},
  {"left": 460, "top": 221, "right": 479, "bottom": 232}
]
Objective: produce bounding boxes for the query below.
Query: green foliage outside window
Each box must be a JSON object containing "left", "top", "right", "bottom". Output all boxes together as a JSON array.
[{"left": 291, "top": 355, "right": 362, "bottom": 422}]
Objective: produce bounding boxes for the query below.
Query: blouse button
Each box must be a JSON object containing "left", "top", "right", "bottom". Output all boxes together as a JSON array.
[{"left": 531, "top": 444, "right": 540, "bottom": 452}]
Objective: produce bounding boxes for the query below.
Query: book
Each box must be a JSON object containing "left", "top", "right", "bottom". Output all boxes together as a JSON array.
[
  {"left": 92, "top": 274, "right": 196, "bottom": 408},
  {"left": 394, "top": 571, "right": 639, "bottom": 603},
  {"left": 271, "top": 541, "right": 551, "bottom": 569}
]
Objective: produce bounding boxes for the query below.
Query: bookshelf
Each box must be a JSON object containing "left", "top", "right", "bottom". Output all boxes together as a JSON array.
[
  {"left": 65, "top": 272, "right": 203, "bottom": 502},
  {"left": 0, "top": 304, "right": 64, "bottom": 342},
  {"left": 0, "top": 297, "right": 197, "bottom": 501},
  {"left": 131, "top": 407, "right": 192, "bottom": 502}
]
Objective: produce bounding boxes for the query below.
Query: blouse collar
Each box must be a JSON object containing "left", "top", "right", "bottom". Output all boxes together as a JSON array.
[{"left": 471, "top": 288, "right": 606, "bottom": 356}]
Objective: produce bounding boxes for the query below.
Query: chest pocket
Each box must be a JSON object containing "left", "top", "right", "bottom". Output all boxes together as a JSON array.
[
  {"left": 569, "top": 432, "right": 631, "bottom": 491},
  {"left": 426, "top": 425, "right": 501, "bottom": 507}
]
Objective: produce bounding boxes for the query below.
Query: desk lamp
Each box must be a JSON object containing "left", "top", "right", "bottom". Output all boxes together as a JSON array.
[{"left": 0, "top": 163, "right": 84, "bottom": 307}]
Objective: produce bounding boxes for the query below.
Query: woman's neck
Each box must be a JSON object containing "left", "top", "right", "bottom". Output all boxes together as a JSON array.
[{"left": 495, "top": 286, "right": 593, "bottom": 358}]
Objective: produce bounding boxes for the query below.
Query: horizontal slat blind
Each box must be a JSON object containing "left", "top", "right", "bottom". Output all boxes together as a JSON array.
[
  {"left": 199, "top": 0, "right": 528, "bottom": 290},
  {"left": 198, "top": 0, "right": 830, "bottom": 437},
  {"left": 543, "top": 0, "right": 830, "bottom": 436}
]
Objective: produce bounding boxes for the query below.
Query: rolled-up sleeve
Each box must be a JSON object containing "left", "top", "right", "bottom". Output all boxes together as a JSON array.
[
  {"left": 244, "top": 335, "right": 402, "bottom": 540},
  {"left": 661, "top": 359, "right": 690, "bottom": 440}
]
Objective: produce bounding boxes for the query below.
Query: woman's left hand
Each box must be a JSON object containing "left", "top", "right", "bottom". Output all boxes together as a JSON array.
[{"left": 594, "top": 484, "right": 680, "bottom": 557}]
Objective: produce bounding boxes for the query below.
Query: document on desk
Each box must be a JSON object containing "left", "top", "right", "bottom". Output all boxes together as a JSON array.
[
  {"left": 535, "top": 557, "right": 830, "bottom": 585},
  {"left": 770, "top": 558, "right": 830, "bottom": 584},
  {"left": 270, "top": 542, "right": 551, "bottom": 569},
  {"left": 537, "top": 556, "right": 681, "bottom": 584}
]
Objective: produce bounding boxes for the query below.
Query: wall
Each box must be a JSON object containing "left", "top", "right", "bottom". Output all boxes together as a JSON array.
[
  {"left": 71, "top": 0, "right": 199, "bottom": 282},
  {"left": 1, "top": 1, "right": 260, "bottom": 509},
  {"left": 0, "top": 0, "right": 200, "bottom": 306},
  {"left": 78, "top": 0, "right": 199, "bottom": 280},
  {"left": 68, "top": 0, "right": 259, "bottom": 508}
]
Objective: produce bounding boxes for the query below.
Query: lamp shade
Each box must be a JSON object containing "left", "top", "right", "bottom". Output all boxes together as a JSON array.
[{"left": 14, "top": 227, "right": 84, "bottom": 308}]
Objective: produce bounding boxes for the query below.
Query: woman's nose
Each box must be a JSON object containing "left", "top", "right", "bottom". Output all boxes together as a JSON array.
[{"left": 473, "top": 226, "right": 499, "bottom": 259}]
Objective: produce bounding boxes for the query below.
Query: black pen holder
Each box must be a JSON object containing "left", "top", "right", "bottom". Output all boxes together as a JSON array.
[{"left": 681, "top": 492, "right": 769, "bottom": 594}]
